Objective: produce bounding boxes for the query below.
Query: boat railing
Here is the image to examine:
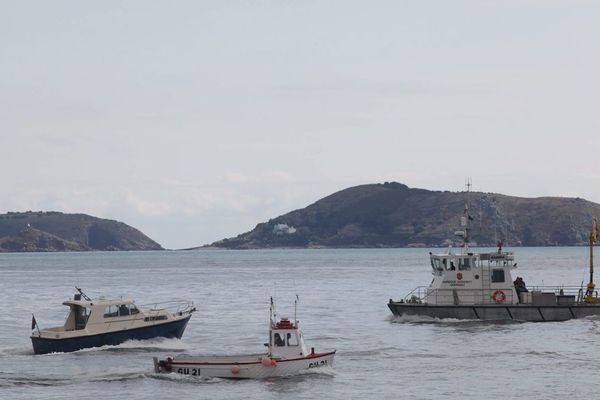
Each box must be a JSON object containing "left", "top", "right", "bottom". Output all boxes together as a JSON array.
[
  {"left": 403, "top": 286, "right": 429, "bottom": 303},
  {"left": 139, "top": 300, "right": 196, "bottom": 315},
  {"left": 527, "top": 285, "right": 587, "bottom": 302},
  {"left": 527, "top": 285, "right": 583, "bottom": 297},
  {"left": 402, "top": 285, "right": 588, "bottom": 305},
  {"left": 402, "top": 286, "right": 517, "bottom": 305}
]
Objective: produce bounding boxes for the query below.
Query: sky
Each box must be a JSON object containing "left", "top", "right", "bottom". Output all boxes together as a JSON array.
[{"left": 2, "top": 1, "right": 600, "bottom": 249}]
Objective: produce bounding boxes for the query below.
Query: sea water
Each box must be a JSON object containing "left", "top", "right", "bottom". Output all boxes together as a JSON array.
[{"left": 0, "top": 248, "right": 598, "bottom": 399}]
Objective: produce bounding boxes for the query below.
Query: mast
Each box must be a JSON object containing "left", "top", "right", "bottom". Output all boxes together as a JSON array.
[
  {"left": 294, "top": 294, "right": 299, "bottom": 326},
  {"left": 269, "top": 297, "right": 274, "bottom": 355},
  {"left": 586, "top": 218, "right": 598, "bottom": 301},
  {"left": 460, "top": 178, "right": 472, "bottom": 252}
]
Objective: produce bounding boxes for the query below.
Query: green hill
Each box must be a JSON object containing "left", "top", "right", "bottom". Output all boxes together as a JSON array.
[
  {"left": 209, "top": 182, "right": 600, "bottom": 249},
  {"left": 0, "top": 211, "right": 162, "bottom": 252}
]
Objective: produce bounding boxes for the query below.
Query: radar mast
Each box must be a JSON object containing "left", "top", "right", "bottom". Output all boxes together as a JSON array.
[{"left": 459, "top": 178, "right": 472, "bottom": 252}]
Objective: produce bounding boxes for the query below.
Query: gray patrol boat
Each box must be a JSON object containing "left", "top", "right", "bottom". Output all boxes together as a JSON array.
[{"left": 388, "top": 203, "right": 600, "bottom": 322}]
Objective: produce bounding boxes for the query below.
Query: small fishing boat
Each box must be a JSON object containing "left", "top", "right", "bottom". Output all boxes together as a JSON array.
[
  {"left": 388, "top": 189, "right": 600, "bottom": 322},
  {"left": 31, "top": 288, "right": 196, "bottom": 354},
  {"left": 153, "top": 298, "right": 335, "bottom": 378}
]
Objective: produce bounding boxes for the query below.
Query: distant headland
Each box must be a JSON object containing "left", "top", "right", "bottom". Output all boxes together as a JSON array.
[
  {"left": 0, "top": 211, "right": 162, "bottom": 252},
  {"left": 204, "top": 182, "right": 600, "bottom": 249}
]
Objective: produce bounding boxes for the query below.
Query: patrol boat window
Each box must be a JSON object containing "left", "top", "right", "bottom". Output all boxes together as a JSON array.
[
  {"left": 431, "top": 258, "right": 442, "bottom": 272},
  {"left": 491, "top": 269, "right": 505, "bottom": 283},
  {"left": 458, "top": 258, "right": 471, "bottom": 271}
]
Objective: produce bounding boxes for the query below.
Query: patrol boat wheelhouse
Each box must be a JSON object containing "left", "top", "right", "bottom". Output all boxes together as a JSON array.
[
  {"left": 31, "top": 288, "right": 196, "bottom": 354},
  {"left": 388, "top": 201, "right": 600, "bottom": 321},
  {"left": 153, "top": 297, "right": 335, "bottom": 378}
]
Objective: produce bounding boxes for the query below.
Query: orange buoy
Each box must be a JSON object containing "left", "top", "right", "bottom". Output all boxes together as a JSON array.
[
  {"left": 492, "top": 290, "right": 506, "bottom": 303},
  {"left": 261, "top": 357, "right": 271, "bottom": 367}
]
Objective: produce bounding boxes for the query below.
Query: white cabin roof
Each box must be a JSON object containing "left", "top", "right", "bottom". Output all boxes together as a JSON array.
[{"left": 62, "top": 296, "right": 135, "bottom": 308}]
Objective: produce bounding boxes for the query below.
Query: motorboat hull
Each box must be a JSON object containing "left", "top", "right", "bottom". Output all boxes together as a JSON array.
[
  {"left": 154, "top": 351, "right": 336, "bottom": 379},
  {"left": 31, "top": 314, "right": 191, "bottom": 354},
  {"left": 388, "top": 301, "right": 600, "bottom": 322}
]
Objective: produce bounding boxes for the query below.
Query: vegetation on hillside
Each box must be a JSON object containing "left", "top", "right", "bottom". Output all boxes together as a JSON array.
[
  {"left": 210, "top": 183, "right": 600, "bottom": 249},
  {"left": 0, "top": 211, "right": 162, "bottom": 252}
]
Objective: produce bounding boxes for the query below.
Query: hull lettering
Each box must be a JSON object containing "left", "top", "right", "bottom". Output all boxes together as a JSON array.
[{"left": 308, "top": 359, "right": 328, "bottom": 368}]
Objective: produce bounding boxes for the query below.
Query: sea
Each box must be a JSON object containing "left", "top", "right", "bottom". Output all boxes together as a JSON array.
[{"left": 1, "top": 247, "right": 599, "bottom": 399}]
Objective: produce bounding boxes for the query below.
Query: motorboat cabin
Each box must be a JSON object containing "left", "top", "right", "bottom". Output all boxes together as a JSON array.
[
  {"left": 31, "top": 288, "right": 195, "bottom": 354},
  {"left": 271, "top": 318, "right": 309, "bottom": 359}
]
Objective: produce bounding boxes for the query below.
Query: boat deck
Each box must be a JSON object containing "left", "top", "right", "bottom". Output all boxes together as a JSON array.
[{"left": 172, "top": 353, "right": 268, "bottom": 365}]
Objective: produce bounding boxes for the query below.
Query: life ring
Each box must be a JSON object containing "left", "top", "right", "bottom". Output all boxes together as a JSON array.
[{"left": 492, "top": 290, "right": 506, "bottom": 303}]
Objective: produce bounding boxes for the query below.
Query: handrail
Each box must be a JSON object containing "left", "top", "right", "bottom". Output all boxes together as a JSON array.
[
  {"left": 139, "top": 300, "right": 196, "bottom": 314},
  {"left": 403, "top": 286, "right": 517, "bottom": 304},
  {"left": 527, "top": 285, "right": 583, "bottom": 294},
  {"left": 404, "top": 285, "right": 585, "bottom": 300},
  {"left": 399, "top": 284, "right": 590, "bottom": 305}
]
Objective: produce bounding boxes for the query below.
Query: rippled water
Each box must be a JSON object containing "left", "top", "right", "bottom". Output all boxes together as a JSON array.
[{"left": 1, "top": 248, "right": 599, "bottom": 399}]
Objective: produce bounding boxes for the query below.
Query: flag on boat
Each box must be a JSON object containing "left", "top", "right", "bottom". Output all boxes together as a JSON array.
[
  {"left": 31, "top": 314, "right": 37, "bottom": 330},
  {"left": 593, "top": 218, "right": 598, "bottom": 243}
]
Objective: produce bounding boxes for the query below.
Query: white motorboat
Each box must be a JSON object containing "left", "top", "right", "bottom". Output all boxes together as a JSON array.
[
  {"left": 31, "top": 288, "right": 196, "bottom": 354},
  {"left": 153, "top": 298, "right": 335, "bottom": 378}
]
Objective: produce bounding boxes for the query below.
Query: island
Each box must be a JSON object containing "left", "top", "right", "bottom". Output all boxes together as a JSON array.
[
  {"left": 0, "top": 211, "right": 162, "bottom": 252},
  {"left": 206, "top": 182, "right": 600, "bottom": 249}
]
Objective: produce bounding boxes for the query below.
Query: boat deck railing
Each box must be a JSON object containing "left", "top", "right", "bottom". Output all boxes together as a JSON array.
[
  {"left": 527, "top": 285, "right": 584, "bottom": 297},
  {"left": 401, "top": 284, "right": 588, "bottom": 305},
  {"left": 140, "top": 300, "right": 196, "bottom": 315},
  {"left": 527, "top": 285, "right": 594, "bottom": 303},
  {"left": 402, "top": 287, "right": 515, "bottom": 305}
]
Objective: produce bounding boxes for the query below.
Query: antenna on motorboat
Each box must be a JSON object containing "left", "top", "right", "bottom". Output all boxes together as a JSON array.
[
  {"left": 585, "top": 218, "right": 599, "bottom": 302},
  {"left": 75, "top": 287, "right": 91, "bottom": 301},
  {"left": 268, "top": 296, "right": 274, "bottom": 356},
  {"left": 294, "top": 294, "right": 299, "bottom": 326}
]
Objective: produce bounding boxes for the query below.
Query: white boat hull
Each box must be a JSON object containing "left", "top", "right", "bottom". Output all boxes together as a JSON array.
[{"left": 154, "top": 351, "right": 335, "bottom": 379}]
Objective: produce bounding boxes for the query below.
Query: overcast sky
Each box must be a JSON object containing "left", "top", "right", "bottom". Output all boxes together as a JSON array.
[{"left": 2, "top": 1, "right": 600, "bottom": 249}]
